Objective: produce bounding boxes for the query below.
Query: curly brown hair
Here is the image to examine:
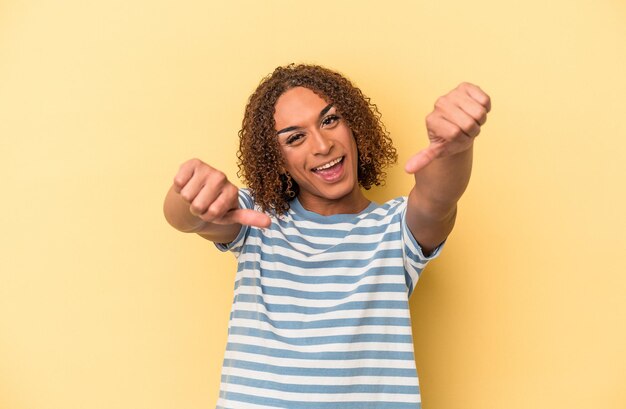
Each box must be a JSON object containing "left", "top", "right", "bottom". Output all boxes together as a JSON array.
[{"left": 237, "top": 64, "right": 397, "bottom": 214}]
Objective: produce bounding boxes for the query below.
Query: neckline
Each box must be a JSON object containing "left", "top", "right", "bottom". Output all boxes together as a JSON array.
[{"left": 290, "top": 197, "right": 377, "bottom": 223}]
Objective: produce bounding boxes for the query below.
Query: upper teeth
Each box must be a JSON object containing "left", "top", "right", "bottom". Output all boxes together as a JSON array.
[{"left": 314, "top": 157, "right": 342, "bottom": 171}]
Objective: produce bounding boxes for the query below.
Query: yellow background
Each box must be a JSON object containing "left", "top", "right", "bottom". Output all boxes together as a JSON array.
[{"left": 1, "top": 1, "right": 625, "bottom": 408}]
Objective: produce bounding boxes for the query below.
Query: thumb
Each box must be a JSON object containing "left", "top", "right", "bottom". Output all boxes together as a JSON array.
[
  {"left": 404, "top": 144, "right": 444, "bottom": 174},
  {"left": 221, "top": 208, "right": 272, "bottom": 228}
]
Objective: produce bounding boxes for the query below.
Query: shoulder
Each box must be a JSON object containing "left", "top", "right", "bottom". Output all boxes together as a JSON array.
[
  {"left": 363, "top": 197, "right": 408, "bottom": 220},
  {"left": 237, "top": 188, "right": 256, "bottom": 210}
]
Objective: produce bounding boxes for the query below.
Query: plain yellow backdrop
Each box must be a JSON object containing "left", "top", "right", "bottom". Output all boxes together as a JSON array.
[{"left": 1, "top": 1, "right": 625, "bottom": 408}]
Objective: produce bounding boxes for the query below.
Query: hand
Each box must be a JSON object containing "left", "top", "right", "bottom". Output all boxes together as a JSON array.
[
  {"left": 405, "top": 82, "right": 491, "bottom": 174},
  {"left": 173, "top": 158, "right": 271, "bottom": 228}
]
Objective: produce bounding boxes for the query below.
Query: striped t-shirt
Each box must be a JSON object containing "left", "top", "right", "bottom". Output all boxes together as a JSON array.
[{"left": 215, "top": 189, "right": 442, "bottom": 409}]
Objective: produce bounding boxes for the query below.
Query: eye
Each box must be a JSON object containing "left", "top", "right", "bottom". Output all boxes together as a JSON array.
[
  {"left": 321, "top": 115, "right": 340, "bottom": 127},
  {"left": 286, "top": 132, "right": 305, "bottom": 145}
]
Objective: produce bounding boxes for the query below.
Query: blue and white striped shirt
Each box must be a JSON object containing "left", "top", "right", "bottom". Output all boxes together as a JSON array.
[{"left": 215, "top": 189, "right": 442, "bottom": 409}]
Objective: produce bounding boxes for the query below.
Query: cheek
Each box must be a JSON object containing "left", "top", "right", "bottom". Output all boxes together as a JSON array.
[{"left": 279, "top": 150, "right": 301, "bottom": 175}]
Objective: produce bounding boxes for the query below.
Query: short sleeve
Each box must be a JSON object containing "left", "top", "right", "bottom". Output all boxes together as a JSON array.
[
  {"left": 400, "top": 202, "right": 445, "bottom": 297},
  {"left": 214, "top": 189, "right": 254, "bottom": 256}
]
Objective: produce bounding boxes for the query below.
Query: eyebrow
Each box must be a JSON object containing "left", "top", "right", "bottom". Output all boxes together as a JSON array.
[{"left": 277, "top": 104, "right": 334, "bottom": 135}]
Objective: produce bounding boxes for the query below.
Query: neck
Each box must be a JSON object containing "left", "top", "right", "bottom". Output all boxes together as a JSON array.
[{"left": 296, "top": 189, "right": 370, "bottom": 216}]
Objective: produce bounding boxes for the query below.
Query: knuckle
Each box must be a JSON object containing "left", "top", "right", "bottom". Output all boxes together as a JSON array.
[
  {"left": 189, "top": 204, "right": 201, "bottom": 215},
  {"left": 189, "top": 158, "right": 215, "bottom": 175},
  {"left": 425, "top": 112, "right": 435, "bottom": 122},
  {"left": 444, "top": 126, "right": 461, "bottom": 139},
  {"left": 459, "top": 81, "right": 475, "bottom": 91},
  {"left": 207, "top": 175, "right": 227, "bottom": 192},
  {"left": 205, "top": 203, "right": 226, "bottom": 220},
  {"left": 190, "top": 199, "right": 208, "bottom": 215},
  {"left": 426, "top": 113, "right": 446, "bottom": 131},
  {"left": 214, "top": 171, "right": 227, "bottom": 184},
  {"left": 434, "top": 96, "right": 447, "bottom": 109},
  {"left": 203, "top": 206, "right": 219, "bottom": 218},
  {"left": 460, "top": 119, "right": 478, "bottom": 135},
  {"left": 181, "top": 158, "right": 199, "bottom": 170},
  {"left": 188, "top": 157, "right": 202, "bottom": 166},
  {"left": 226, "top": 182, "right": 237, "bottom": 193},
  {"left": 476, "top": 105, "right": 487, "bottom": 118},
  {"left": 180, "top": 190, "right": 194, "bottom": 202},
  {"left": 445, "top": 130, "right": 459, "bottom": 140},
  {"left": 431, "top": 114, "right": 443, "bottom": 128},
  {"left": 225, "top": 183, "right": 239, "bottom": 200},
  {"left": 477, "top": 111, "right": 488, "bottom": 125},
  {"left": 173, "top": 176, "right": 185, "bottom": 189}
]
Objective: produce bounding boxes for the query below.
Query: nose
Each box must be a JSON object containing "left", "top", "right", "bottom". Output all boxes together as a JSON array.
[{"left": 309, "top": 129, "right": 333, "bottom": 155}]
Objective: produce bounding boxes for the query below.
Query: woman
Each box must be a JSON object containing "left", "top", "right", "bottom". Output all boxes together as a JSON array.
[{"left": 164, "top": 64, "right": 490, "bottom": 408}]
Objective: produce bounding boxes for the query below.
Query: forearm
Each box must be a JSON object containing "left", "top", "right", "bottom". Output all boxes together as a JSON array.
[
  {"left": 410, "top": 145, "right": 473, "bottom": 219},
  {"left": 406, "top": 145, "right": 473, "bottom": 254},
  {"left": 404, "top": 82, "right": 488, "bottom": 252}
]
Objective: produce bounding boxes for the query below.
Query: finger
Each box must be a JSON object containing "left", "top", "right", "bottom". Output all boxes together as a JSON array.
[
  {"left": 221, "top": 208, "right": 272, "bottom": 228},
  {"left": 457, "top": 93, "right": 488, "bottom": 126},
  {"left": 179, "top": 168, "right": 209, "bottom": 204},
  {"left": 199, "top": 183, "right": 239, "bottom": 221},
  {"left": 404, "top": 144, "right": 445, "bottom": 174},
  {"left": 441, "top": 104, "right": 481, "bottom": 138},
  {"left": 426, "top": 113, "right": 471, "bottom": 141},
  {"left": 462, "top": 83, "right": 491, "bottom": 113},
  {"left": 187, "top": 170, "right": 230, "bottom": 215},
  {"left": 173, "top": 161, "right": 198, "bottom": 193}
]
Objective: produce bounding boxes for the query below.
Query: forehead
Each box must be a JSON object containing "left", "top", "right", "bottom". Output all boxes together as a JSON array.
[{"left": 273, "top": 87, "right": 330, "bottom": 129}]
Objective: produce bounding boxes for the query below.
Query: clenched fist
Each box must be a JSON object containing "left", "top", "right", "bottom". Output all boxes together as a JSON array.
[
  {"left": 172, "top": 158, "right": 270, "bottom": 228},
  {"left": 405, "top": 82, "right": 491, "bottom": 174}
]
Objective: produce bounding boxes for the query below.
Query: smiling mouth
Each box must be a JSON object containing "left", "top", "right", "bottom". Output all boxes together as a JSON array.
[{"left": 311, "top": 156, "right": 344, "bottom": 172}]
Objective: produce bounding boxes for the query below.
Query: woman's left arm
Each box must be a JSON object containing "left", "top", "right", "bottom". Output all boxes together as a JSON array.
[{"left": 404, "top": 82, "right": 491, "bottom": 255}]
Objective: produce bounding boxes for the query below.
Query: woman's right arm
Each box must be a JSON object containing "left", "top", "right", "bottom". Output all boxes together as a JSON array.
[{"left": 163, "top": 158, "right": 270, "bottom": 243}]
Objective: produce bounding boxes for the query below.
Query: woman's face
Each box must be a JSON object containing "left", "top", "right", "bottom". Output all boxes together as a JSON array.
[{"left": 273, "top": 86, "right": 365, "bottom": 214}]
